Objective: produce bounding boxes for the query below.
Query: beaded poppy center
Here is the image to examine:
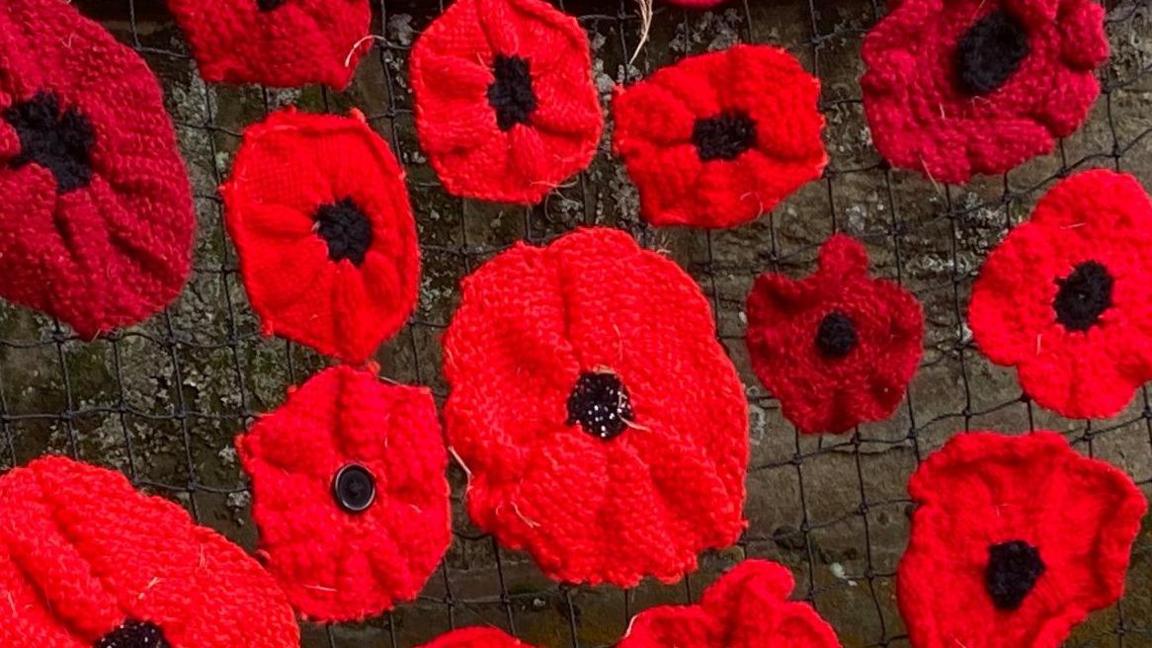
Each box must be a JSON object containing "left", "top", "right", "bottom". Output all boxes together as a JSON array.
[
  {"left": 332, "top": 463, "right": 376, "bottom": 513},
  {"left": 567, "top": 372, "right": 634, "bottom": 440},
  {"left": 815, "top": 311, "right": 859, "bottom": 358},
  {"left": 488, "top": 55, "right": 538, "bottom": 131},
  {"left": 4, "top": 91, "right": 95, "bottom": 194},
  {"left": 314, "top": 198, "right": 374, "bottom": 266},
  {"left": 985, "top": 540, "right": 1045, "bottom": 610},
  {"left": 955, "top": 10, "right": 1030, "bottom": 96},
  {"left": 94, "top": 620, "right": 170, "bottom": 648},
  {"left": 692, "top": 111, "right": 758, "bottom": 162},
  {"left": 1053, "top": 260, "right": 1113, "bottom": 331}
]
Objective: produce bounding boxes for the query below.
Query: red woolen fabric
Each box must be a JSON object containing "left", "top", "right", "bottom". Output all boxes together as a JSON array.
[
  {"left": 861, "top": 0, "right": 1108, "bottom": 183},
  {"left": 409, "top": 0, "right": 603, "bottom": 204},
  {"left": 613, "top": 45, "right": 826, "bottom": 228},
  {"left": 443, "top": 227, "right": 748, "bottom": 587},
  {"left": 166, "top": 0, "right": 371, "bottom": 89},
  {"left": 236, "top": 365, "right": 451, "bottom": 622},
  {"left": 745, "top": 235, "right": 924, "bottom": 434},
  {"left": 223, "top": 108, "right": 420, "bottom": 364},
  {"left": 968, "top": 170, "right": 1152, "bottom": 419},
  {"left": 419, "top": 628, "right": 533, "bottom": 648},
  {"left": 0, "top": 456, "right": 298, "bottom": 647},
  {"left": 619, "top": 560, "right": 841, "bottom": 647},
  {"left": 0, "top": 0, "right": 195, "bottom": 338},
  {"left": 898, "top": 431, "right": 1147, "bottom": 648}
]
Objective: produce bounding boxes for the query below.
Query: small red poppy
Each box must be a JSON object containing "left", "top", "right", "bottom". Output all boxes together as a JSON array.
[
  {"left": 0, "top": 456, "right": 298, "bottom": 647},
  {"left": 443, "top": 227, "right": 748, "bottom": 586},
  {"left": 166, "top": 0, "right": 371, "bottom": 89},
  {"left": 419, "top": 628, "right": 533, "bottom": 648},
  {"left": 0, "top": 0, "right": 195, "bottom": 338},
  {"left": 745, "top": 234, "right": 923, "bottom": 434},
  {"left": 409, "top": 0, "right": 603, "bottom": 204},
  {"left": 619, "top": 560, "right": 841, "bottom": 647},
  {"left": 236, "top": 365, "right": 451, "bottom": 622},
  {"left": 898, "top": 431, "right": 1147, "bottom": 648},
  {"left": 861, "top": 0, "right": 1108, "bottom": 183},
  {"left": 222, "top": 108, "right": 420, "bottom": 364},
  {"left": 613, "top": 45, "right": 826, "bottom": 228},
  {"left": 969, "top": 170, "right": 1152, "bottom": 418}
]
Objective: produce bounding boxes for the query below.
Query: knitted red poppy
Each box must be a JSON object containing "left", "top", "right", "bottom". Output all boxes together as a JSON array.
[
  {"left": 0, "top": 456, "right": 298, "bottom": 647},
  {"left": 861, "top": 0, "right": 1108, "bottom": 183},
  {"left": 745, "top": 235, "right": 923, "bottom": 434},
  {"left": 166, "top": 0, "right": 371, "bottom": 89},
  {"left": 898, "top": 431, "right": 1147, "bottom": 648},
  {"left": 223, "top": 108, "right": 419, "bottom": 364},
  {"left": 619, "top": 560, "right": 841, "bottom": 647},
  {"left": 443, "top": 227, "right": 748, "bottom": 586},
  {"left": 613, "top": 45, "right": 826, "bottom": 228},
  {"left": 419, "top": 628, "right": 533, "bottom": 648},
  {"left": 969, "top": 170, "right": 1152, "bottom": 419},
  {"left": 0, "top": 0, "right": 195, "bottom": 338},
  {"left": 409, "top": 0, "right": 603, "bottom": 204},
  {"left": 236, "top": 365, "right": 451, "bottom": 622}
]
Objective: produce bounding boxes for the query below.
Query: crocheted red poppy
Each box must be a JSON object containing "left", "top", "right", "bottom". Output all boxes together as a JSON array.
[
  {"left": 223, "top": 108, "right": 420, "bottom": 364},
  {"left": 0, "top": 456, "right": 298, "bottom": 647},
  {"left": 236, "top": 365, "right": 451, "bottom": 622},
  {"left": 419, "top": 628, "right": 533, "bottom": 648},
  {"left": 0, "top": 0, "right": 195, "bottom": 338},
  {"left": 443, "top": 227, "right": 748, "bottom": 586},
  {"left": 969, "top": 170, "right": 1152, "bottom": 419},
  {"left": 409, "top": 0, "right": 603, "bottom": 204},
  {"left": 613, "top": 45, "right": 826, "bottom": 228},
  {"left": 166, "top": 0, "right": 371, "bottom": 89},
  {"left": 745, "top": 235, "right": 923, "bottom": 434},
  {"left": 898, "top": 431, "right": 1147, "bottom": 648},
  {"left": 619, "top": 560, "right": 841, "bottom": 647},
  {"left": 861, "top": 0, "right": 1108, "bottom": 183}
]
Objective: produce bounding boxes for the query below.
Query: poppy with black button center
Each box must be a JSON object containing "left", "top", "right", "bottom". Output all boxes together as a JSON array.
[
  {"left": 222, "top": 108, "right": 420, "bottom": 365},
  {"left": 746, "top": 234, "right": 923, "bottom": 435},
  {"left": 442, "top": 227, "right": 749, "bottom": 586},
  {"left": 898, "top": 431, "right": 1147, "bottom": 648},
  {"left": 969, "top": 169, "right": 1152, "bottom": 419},
  {"left": 613, "top": 45, "right": 826, "bottom": 228}
]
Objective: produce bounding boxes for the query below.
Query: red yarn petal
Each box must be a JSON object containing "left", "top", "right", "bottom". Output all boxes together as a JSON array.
[{"left": 419, "top": 627, "right": 534, "bottom": 648}]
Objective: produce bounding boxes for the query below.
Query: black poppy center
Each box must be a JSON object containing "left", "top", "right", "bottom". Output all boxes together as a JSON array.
[
  {"left": 815, "top": 311, "right": 859, "bottom": 359},
  {"left": 487, "top": 55, "right": 538, "bottom": 131},
  {"left": 94, "top": 620, "right": 170, "bottom": 648},
  {"left": 257, "top": 0, "right": 287, "bottom": 9},
  {"left": 566, "top": 372, "right": 634, "bottom": 441},
  {"left": 314, "top": 198, "right": 374, "bottom": 266},
  {"left": 692, "top": 111, "right": 758, "bottom": 162},
  {"left": 985, "top": 540, "right": 1045, "bottom": 611},
  {"left": 955, "top": 10, "right": 1031, "bottom": 96},
  {"left": 4, "top": 91, "right": 95, "bottom": 194},
  {"left": 1053, "top": 260, "right": 1113, "bottom": 331},
  {"left": 333, "top": 463, "right": 376, "bottom": 513}
]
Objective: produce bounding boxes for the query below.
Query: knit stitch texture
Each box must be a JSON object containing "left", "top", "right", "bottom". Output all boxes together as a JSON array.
[
  {"left": 0, "top": 0, "right": 195, "bottom": 338},
  {"left": 237, "top": 365, "right": 451, "bottom": 622},
  {"left": 442, "top": 227, "right": 748, "bottom": 586},
  {"left": 419, "top": 627, "right": 533, "bottom": 648}
]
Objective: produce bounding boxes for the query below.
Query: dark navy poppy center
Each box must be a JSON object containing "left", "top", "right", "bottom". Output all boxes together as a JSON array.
[
  {"left": 567, "top": 372, "right": 634, "bottom": 441},
  {"left": 488, "top": 55, "right": 538, "bottom": 131},
  {"left": 94, "top": 620, "right": 170, "bottom": 648},
  {"left": 955, "top": 10, "right": 1031, "bottom": 96},
  {"left": 985, "top": 540, "right": 1045, "bottom": 611},
  {"left": 4, "top": 91, "right": 95, "bottom": 194},
  {"left": 692, "top": 111, "right": 758, "bottom": 162},
  {"left": 314, "top": 198, "right": 374, "bottom": 266},
  {"left": 333, "top": 463, "right": 376, "bottom": 513},
  {"left": 816, "top": 310, "right": 859, "bottom": 359},
  {"left": 1053, "top": 260, "right": 1113, "bottom": 331}
]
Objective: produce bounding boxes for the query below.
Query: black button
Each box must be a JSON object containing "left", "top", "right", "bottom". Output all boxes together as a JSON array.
[{"left": 332, "top": 463, "right": 376, "bottom": 513}]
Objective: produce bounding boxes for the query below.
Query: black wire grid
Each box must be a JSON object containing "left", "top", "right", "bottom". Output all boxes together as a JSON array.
[{"left": 1, "top": 0, "right": 1150, "bottom": 646}]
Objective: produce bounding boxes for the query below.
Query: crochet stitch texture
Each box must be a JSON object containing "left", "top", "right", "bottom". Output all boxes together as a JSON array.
[{"left": 419, "top": 627, "right": 534, "bottom": 648}]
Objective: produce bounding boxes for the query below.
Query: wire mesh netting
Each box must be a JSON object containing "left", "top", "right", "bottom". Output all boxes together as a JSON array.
[{"left": 2, "top": 0, "right": 1151, "bottom": 645}]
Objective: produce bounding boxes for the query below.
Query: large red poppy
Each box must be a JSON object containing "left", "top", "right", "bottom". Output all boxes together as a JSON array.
[
  {"left": 619, "top": 560, "right": 841, "bottom": 647},
  {"left": 419, "top": 628, "right": 533, "bottom": 648},
  {"left": 222, "top": 108, "right": 420, "bottom": 364},
  {"left": 0, "top": 456, "right": 298, "bottom": 647},
  {"left": 745, "top": 235, "right": 923, "bottom": 434},
  {"left": 861, "top": 0, "right": 1108, "bottom": 183},
  {"left": 613, "top": 45, "right": 826, "bottom": 228},
  {"left": 968, "top": 170, "right": 1152, "bottom": 418},
  {"left": 0, "top": 0, "right": 195, "bottom": 338},
  {"left": 166, "top": 0, "right": 371, "bottom": 89},
  {"left": 236, "top": 365, "right": 451, "bottom": 622},
  {"left": 409, "top": 0, "right": 603, "bottom": 204},
  {"left": 898, "top": 431, "right": 1147, "bottom": 648},
  {"left": 443, "top": 227, "right": 748, "bottom": 586}
]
